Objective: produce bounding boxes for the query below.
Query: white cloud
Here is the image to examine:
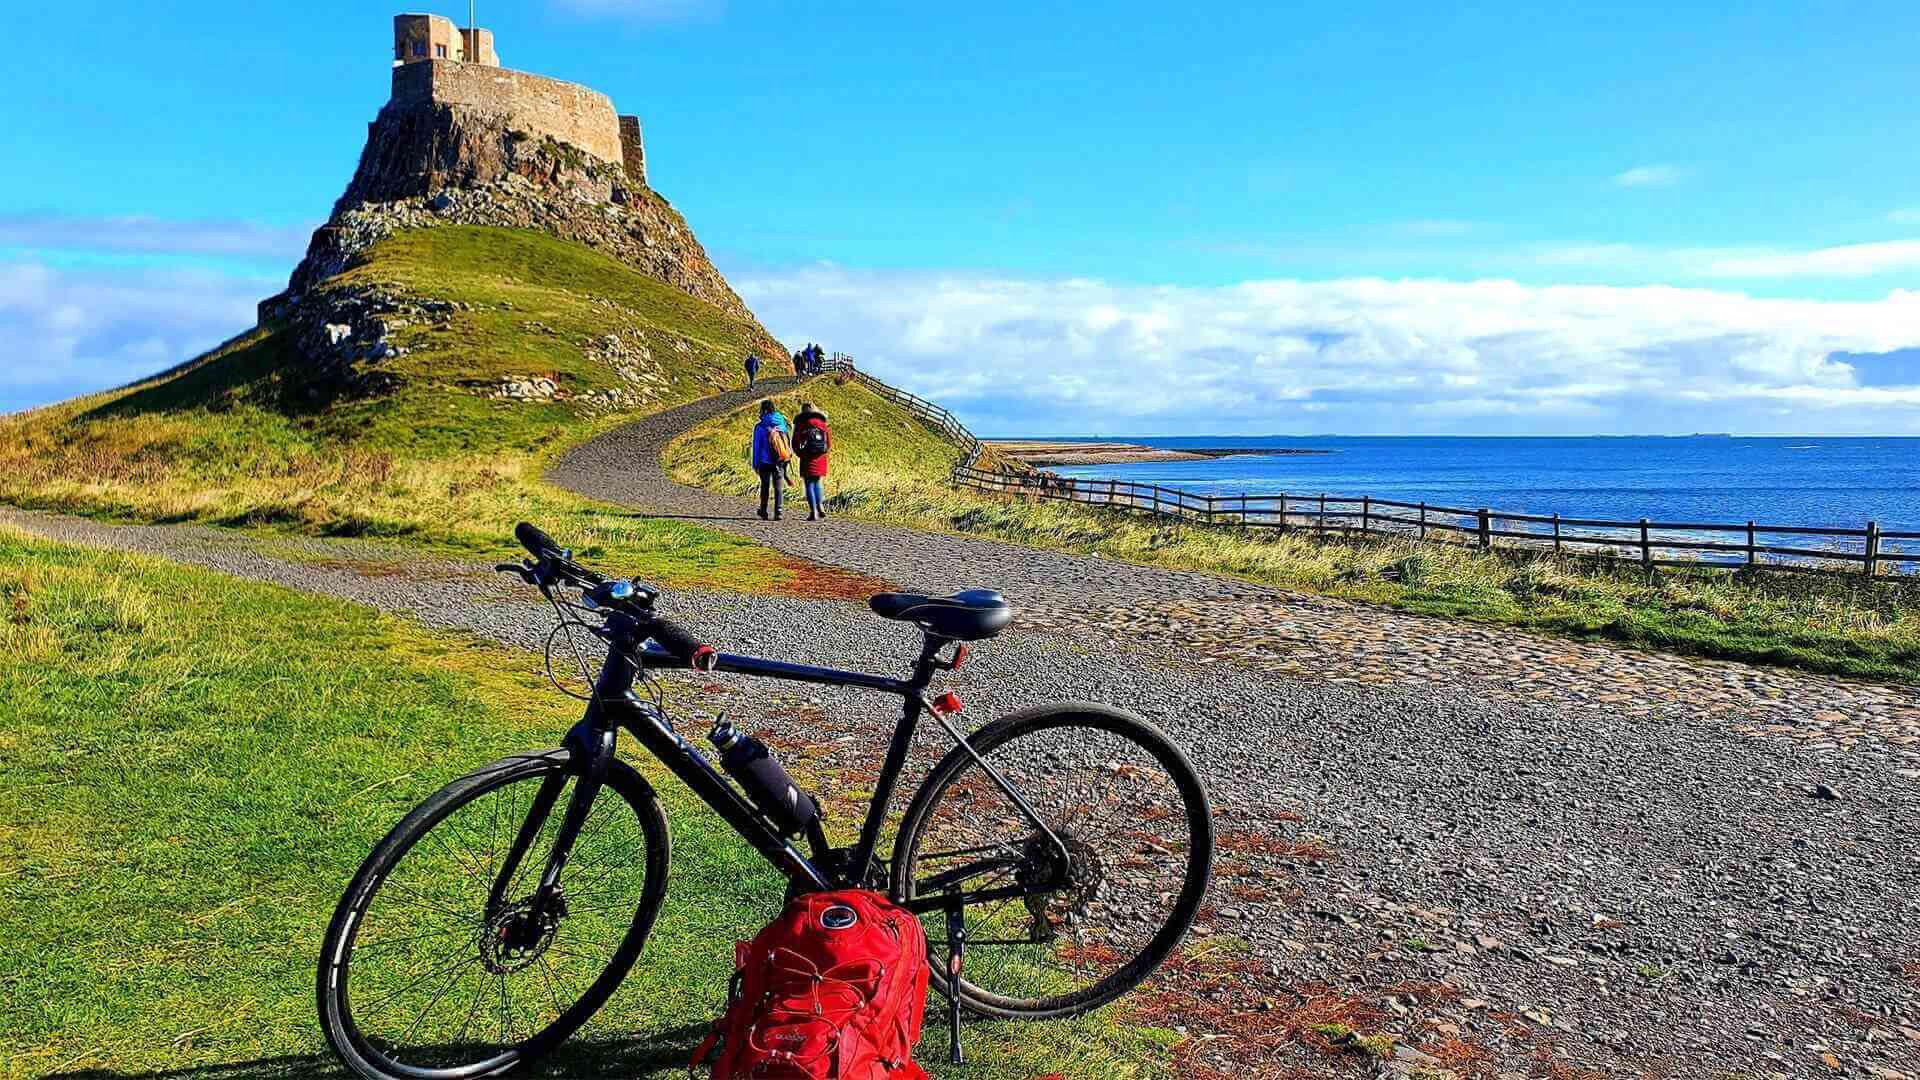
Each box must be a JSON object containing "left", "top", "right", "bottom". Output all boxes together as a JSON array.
[
  {"left": 0, "top": 213, "right": 313, "bottom": 260},
  {"left": 1703, "top": 239, "right": 1920, "bottom": 279},
  {"left": 0, "top": 261, "right": 272, "bottom": 411},
  {"left": 1612, "top": 164, "right": 1690, "bottom": 189},
  {"left": 1534, "top": 238, "right": 1920, "bottom": 280},
  {"left": 735, "top": 265, "right": 1920, "bottom": 434}
]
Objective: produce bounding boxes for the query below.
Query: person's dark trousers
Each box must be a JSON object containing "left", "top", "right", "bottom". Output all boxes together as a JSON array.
[{"left": 757, "top": 465, "right": 785, "bottom": 519}]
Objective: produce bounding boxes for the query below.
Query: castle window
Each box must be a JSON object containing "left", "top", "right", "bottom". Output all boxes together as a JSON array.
[
  {"left": 435, "top": 44, "right": 447, "bottom": 58},
  {"left": 412, "top": 41, "right": 427, "bottom": 57}
]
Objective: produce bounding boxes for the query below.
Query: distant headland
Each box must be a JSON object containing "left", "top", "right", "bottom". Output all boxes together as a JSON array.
[{"left": 988, "top": 440, "right": 1331, "bottom": 466}]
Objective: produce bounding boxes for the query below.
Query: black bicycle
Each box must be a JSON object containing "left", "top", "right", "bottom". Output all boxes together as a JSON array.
[{"left": 317, "top": 523, "right": 1213, "bottom": 1079}]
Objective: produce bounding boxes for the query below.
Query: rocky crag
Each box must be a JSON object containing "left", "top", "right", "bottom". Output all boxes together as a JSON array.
[{"left": 265, "top": 96, "right": 785, "bottom": 376}]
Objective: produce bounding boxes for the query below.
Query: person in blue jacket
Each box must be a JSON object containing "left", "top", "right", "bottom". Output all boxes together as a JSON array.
[{"left": 748, "top": 399, "right": 792, "bottom": 520}]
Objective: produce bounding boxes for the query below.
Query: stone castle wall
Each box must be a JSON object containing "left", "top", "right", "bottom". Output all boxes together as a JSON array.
[
  {"left": 391, "top": 59, "right": 623, "bottom": 165},
  {"left": 618, "top": 115, "right": 646, "bottom": 185}
]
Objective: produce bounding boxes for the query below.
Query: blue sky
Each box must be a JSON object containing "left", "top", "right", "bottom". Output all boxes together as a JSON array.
[{"left": 3, "top": 1, "right": 1918, "bottom": 434}]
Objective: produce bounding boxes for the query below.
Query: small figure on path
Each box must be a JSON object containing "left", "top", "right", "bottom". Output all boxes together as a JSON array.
[
  {"left": 750, "top": 399, "right": 793, "bottom": 520},
  {"left": 793, "top": 400, "right": 832, "bottom": 521},
  {"left": 744, "top": 351, "right": 762, "bottom": 388}
]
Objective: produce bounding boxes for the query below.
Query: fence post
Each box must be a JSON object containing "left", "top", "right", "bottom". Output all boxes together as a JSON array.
[
  {"left": 1865, "top": 520, "right": 1881, "bottom": 577},
  {"left": 1318, "top": 493, "right": 1327, "bottom": 538},
  {"left": 1552, "top": 513, "right": 1562, "bottom": 556},
  {"left": 1206, "top": 495, "right": 1216, "bottom": 525},
  {"left": 1639, "top": 518, "right": 1652, "bottom": 572},
  {"left": 1107, "top": 478, "right": 1116, "bottom": 508},
  {"left": 1278, "top": 492, "right": 1288, "bottom": 533},
  {"left": 1477, "top": 508, "right": 1491, "bottom": 549},
  {"left": 1746, "top": 521, "right": 1757, "bottom": 568},
  {"left": 1361, "top": 496, "right": 1371, "bottom": 536},
  {"left": 1240, "top": 492, "right": 1248, "bottom": 528},
  {"left": 1418, "top": 501, "right": 1427, "bottom": 541}
]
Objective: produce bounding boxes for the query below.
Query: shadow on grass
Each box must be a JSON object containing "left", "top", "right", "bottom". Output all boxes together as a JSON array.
[
  {"left": 72, "top": 329, "right": 360, "bottom": 426},
  {"left": 49, "top": 1024, "right": 710, "bottom": 1080}
]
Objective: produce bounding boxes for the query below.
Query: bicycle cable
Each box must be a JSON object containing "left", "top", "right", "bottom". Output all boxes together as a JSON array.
[{"left": 539, "top": 590, "right": 669, "bottom": 713}]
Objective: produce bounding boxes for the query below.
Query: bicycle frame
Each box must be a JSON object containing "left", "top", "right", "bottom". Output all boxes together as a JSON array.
[{"left": 505, "top": 609, "right": 1066, "bottom": 920}]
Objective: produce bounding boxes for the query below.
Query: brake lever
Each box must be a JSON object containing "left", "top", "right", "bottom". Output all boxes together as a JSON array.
[{"left": 493, "top": 560, "right": 540, "bottom": 586}]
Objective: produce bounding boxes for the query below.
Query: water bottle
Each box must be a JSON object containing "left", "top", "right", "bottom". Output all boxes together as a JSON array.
[{"left": 708, "top": 719, "right": 820, "bottom": 838}]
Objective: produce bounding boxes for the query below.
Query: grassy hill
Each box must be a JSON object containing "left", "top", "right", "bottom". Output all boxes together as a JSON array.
[
  {"left": 665, "top": 376, "right": 964, "bottom": 497},
  {"left": 0, "top": 227, "right": 828, "bottom": 591}
]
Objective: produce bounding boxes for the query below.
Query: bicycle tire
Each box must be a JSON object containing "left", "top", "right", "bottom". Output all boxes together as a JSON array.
[
  {"left": 318, "top": 749, "right": 670, "bottom": 1080},
  {"left": 890, "top": 702, "right": 1213, "bottom": 1021}
]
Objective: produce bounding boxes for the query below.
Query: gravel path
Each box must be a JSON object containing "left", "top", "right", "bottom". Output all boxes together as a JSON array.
[
  {"left": 548, "top": 378, "right": 1265, "bottom": 605},
  {"left": 555, "top": 381, "right": 1920, "bottom": 747},
  {"left": 10, "top": 418, "right": 1920, "bottom": 1078}
]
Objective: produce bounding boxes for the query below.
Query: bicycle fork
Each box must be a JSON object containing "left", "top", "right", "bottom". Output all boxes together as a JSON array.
[{"left": 486, "top": 721, "right": 615, "bottom": 921}]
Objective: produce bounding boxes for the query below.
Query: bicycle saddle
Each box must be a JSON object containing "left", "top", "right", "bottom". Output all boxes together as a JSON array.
[{"left": 867, "top": 589, "right": 1013, "bottom": 641}]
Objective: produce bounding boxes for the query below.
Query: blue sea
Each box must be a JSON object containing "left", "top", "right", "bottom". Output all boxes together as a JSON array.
[{"left": 1043, "top": 436, "right": 1920, "bottom": 534}]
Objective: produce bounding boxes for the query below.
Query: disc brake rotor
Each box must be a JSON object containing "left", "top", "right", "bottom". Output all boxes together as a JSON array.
[
  {"left": 1018, "top": 831, "right": 1104, "bottom": 942},
  {"left": 479, "top": 893, "right": 566, "bottom": 974}
]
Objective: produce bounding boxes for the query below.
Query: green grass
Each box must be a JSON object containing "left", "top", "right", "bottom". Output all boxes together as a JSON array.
[
  {"left": 0, "top": 528, "right": 1166, "bottom": 1079},
  {"left": 0, "top": 227, "right": 845, "bottom": 595},
  {"left": 663, "top": 376, "right": 963, "bottom": 501},
  {"left": 667, "top": 382, "right": 1920, "bottom": 683}
]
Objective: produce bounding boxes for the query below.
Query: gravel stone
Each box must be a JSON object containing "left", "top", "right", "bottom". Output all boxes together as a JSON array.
[{"left": 8, "top": 394, "right": 1920, "bottom": 1078}]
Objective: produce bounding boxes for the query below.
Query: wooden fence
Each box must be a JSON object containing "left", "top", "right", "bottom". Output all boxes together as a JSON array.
[
  {"left": 819, "top": 356, "right": 1920, "bottom": 577},
  {"left": 821, "top": 353, "right": 984, "bottom": 470}
]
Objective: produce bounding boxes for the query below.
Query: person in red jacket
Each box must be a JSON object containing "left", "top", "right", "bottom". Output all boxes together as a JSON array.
[{"left": 792, "top": 402, "right": 832, "bottom": 520}]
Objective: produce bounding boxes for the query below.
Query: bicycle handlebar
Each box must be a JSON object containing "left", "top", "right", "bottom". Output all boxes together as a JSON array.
[
  {"left": 646, "top": 615, "right": 716, "bottom": 670},
  {"left": 507, "top": 522, "right": 714, "bottom": 670}
]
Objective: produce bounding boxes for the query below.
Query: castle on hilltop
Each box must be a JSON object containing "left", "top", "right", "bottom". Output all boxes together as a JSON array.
[{"left": 388, "top": 12, "right": 644, "bottom": 183}]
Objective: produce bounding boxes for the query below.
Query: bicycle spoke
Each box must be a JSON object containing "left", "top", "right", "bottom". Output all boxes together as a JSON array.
[
  {"left": 399, "top": 962, "right": 475, "bottom": 1047},
  {"left": 903, "top": 717, "right": 1205, "bottom": 1013},
  {"left": 331, "top": 761, "right": 659, "bottom": 1073}
]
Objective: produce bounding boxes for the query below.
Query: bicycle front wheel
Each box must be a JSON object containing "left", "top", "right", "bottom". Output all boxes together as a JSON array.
[
  {"left": 891, "top": 703, "right": 1213, "bottom": 1020},
  {"left": 318, "top": 749, "right": 670, "bottom": 1080}
]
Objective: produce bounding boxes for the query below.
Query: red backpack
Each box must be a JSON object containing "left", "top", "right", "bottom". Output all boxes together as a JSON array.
[{"left": 694, "top": 889, "right": 931, "bottom": 1080}]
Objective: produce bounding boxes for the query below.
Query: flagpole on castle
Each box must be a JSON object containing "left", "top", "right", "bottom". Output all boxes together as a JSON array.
[{"left": 468, "top": 0, "right": 475, "bottom": 62}]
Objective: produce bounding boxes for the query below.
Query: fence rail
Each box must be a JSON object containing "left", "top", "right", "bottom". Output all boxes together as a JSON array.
[
  {"left": 817, "top": 355, "right": 1919, "bottom": 577},
  {"left": 822, "top": 353, "right": 984, "bottom": 471}
]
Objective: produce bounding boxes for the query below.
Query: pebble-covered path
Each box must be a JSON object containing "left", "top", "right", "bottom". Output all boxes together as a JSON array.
[
  {"left": 7, "top": 391, "right": 1919, "bottom": 1080},
  {"left": 557, "top": 379, "right": 1920, "bottom": 752}
]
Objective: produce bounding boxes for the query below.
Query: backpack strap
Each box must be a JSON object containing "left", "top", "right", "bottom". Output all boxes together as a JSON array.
[{"left": 686, "top": 967, "right": 745, "bottom": 1075}]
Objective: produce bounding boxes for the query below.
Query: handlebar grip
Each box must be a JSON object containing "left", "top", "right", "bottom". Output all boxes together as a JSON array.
[
  {"left": 648, "top": 617, "right": 713, "bottom": 669},
  {"left": 515, "top": 521, "right": 559, "bottom": 558}
]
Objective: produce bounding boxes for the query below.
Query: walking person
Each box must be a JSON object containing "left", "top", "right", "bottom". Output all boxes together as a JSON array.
[
  {"left": 793, "top": 400, "right": 832, "bottom": 521},
  {"left": 744, "top": 351, "right": 762, "bottom": 388},
  {"left": 749, "top": 399, "right": 793, "bottom": 520}
]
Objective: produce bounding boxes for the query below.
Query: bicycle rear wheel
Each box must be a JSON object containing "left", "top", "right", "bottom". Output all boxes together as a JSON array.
[
  {"left": 318, "top": 749, "right": 669, "bottom": 1080},
  {"left": 891, "top": 703, "right": 1213, "bottom": 1020}
]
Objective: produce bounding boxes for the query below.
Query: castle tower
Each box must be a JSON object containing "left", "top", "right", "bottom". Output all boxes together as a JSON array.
[
  {"left": 386, "top": 13, "right": 641, "bottom": 185},
  {"left": 619, "top": 115, "right": 646, "bottom": 185},
  {"left": 394, "top": 13, "right": 497, "bottom": 66}
]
